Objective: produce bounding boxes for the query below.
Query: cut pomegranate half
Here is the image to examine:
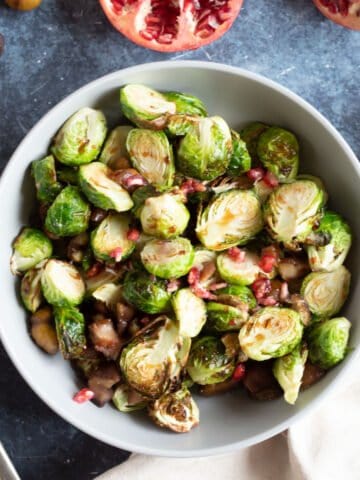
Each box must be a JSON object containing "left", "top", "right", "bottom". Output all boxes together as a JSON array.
[
  {"left": 99, "top": 0, "right": 243, "bottom": 52},
  {"left": 313, "top": 0, "right": 360, "bottom": 30}
]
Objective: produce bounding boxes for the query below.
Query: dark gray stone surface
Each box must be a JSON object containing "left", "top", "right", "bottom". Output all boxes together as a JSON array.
[{"left": 0, "top": 1, "right": 359, "bottom": 478}]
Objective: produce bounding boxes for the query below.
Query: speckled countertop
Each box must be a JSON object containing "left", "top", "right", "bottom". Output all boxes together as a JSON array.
[{"left": 0, "top": 1, "right": 359, "bottom": 479}]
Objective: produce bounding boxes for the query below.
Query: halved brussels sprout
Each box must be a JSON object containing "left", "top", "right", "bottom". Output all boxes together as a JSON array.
[
  {"left": 41, "top": 259, "right": 85, "bottom": 307},
  {"left": 99, "top": 125, "right": 133, "bottom": 168},
  {"left": 166, "top": 114, "right": 200, "bottom": 137},
  {"left": 216, "top": 284, "right": 257, "bottom": 310},
  {"left": 301, "top": 266, "right": 351, "bottom": 318},
  {"left": 307, "top": 211, "right": 352, "bottom": 272},
  {"left": 51, "top": 108, "right": 107, "bottom": 166},
  {"left": 193, "top": 248, "right": 217, "bottom": 268},
  {"left": 126, "top": 129, "right": 175, "bottom": 190},
  {"left": 54, "top": 306, "right": 86, "bottom": 359},
  {"left": 120, "top": 84, "right": 176, "bottom": 129},
  {"left": 217, "top": 250, "right": 260, "bottom": 285},
  {"left": 90, "top": 213, "right": 135, "bottom": 262},
  {"left": 79, "top": 162, "right": 133, "bottom": 212},
  {"left": 10, "top": 227, "right": 53, "bottom": 274},
  {"left": 140, "top": 238, "right": 194, "bottom": 279},
  {"left": 206, "top": 302, "right": 248, "bottom": 332},
  {"left": 307, "top": 317, "right": 351, "bottom": 369},
  {"left": 140, "top": 193, "right": 190, "bottom": 239},
  {"left": 177, "top": 116, "right": 232, "bottom": 181},
  {"left": 131, "top": 185, "right": 157, "bottom": 219},
  {"left": 273, "top": 343, "right": 308, "bottom": 405},
  {"left": 162, "top": 91, "right": 207, "bottom": 117},
  {"left": 85, "top": 265, "right": 124, "bottom": 295},
  {"left": 186, "top": 336, "right": 235, "bottom": 385},
  {"left": 20, "top": 266, "right": 44, "bottom": 312},
  {"left": 172, "top": 288, "right": 207, "bottom": 337},
  {"left": 92, "top": 283, "right": 123, "bottom": 310},
  {"left": 227, "top": 130, "right": 251, "bottom": 176},
  {"left": 264, "top": 179, "right": 325, "bottom": 246},
  {"left": 148, "top": 385, "right": 199, "bottom": 433},
  {"left": 113, "top": 384, "right": 148, "bottom": 413},
  {"left": 122, "top": 270, "right": 171, "bottom": 314},
  {"left": 257, "top": 126, "right": 299, "bottom": 183},
  {"left": 240, "top": 122, "right": 269, "bottom": 160},
  {"left": 45, "top": 186, "right": 91, "bottom": 237},
  {"left": 120, "top": 316, "right": 190, "bottom": 398},
  {"left": 192, "top": 247, "right": 220, "bottom": 288},
  {"left": 239, "top": 307, "right": 303, "bottom": 361},
  {"left": 196, "top": 190, "right": 263, "bottom": 251},
  {"left": 31, "top": 155, "right": 62, "bottom": 203}
]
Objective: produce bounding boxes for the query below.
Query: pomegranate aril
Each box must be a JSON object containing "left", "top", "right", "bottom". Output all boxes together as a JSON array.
[
  {"left": 73, "top": 388, "right": 95, "bottom": 404},
  {"left": 127, "top": 228, "right": 140, "bottom": 241},
  {"left": 158, "top": 34, "right": 174, "bottom": 44},
  {"left": 247, "top": 168, "right": 265, "bottom": 182},
  {"left": 252, "top": 277, "right": 272, "bottom": 299},
  {"left": 140, "top": 30, "right": 156, "bottom": 40},
  {"left": 188, "top": 267, "right": 200, "bottom": 285},
  {"left": 233, "top": 363, "right": 246, "bottom": 381},
  {"left": 260, "top": 296, "right": 278, "bottom": 306},
  {"left": 228, "top": 247, "right": 245, "bottom": 262},
  {"left": 263, "top": 171, "right": 279, "bottom": 188},
  {"left": 259, "top": 254, "right": 277, "bottom": 273}
]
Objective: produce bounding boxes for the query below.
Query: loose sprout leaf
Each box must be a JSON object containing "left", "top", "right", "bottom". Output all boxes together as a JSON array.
[
  {"left": 54, "top": 306, "right": 86, "bottom": 359},
  {"left": 11, "top": 227, "right": 53, "bottom": 274},
  {"left": 172, "top": 288, "right": 207, "bottom": 337},
  {"left": 41, "top": 259, "right": 85, "bottom": 307},
  {"left": 31, "top": 155, "right": 62, "bottom": 203},
  {"left": 92, "top": 283, "right": 123, "bottom": 310},
  {"left": 99, "top": 125, "right": 133, "bottom": 168},
  {"left": 227, "top": 130, "right": 252, "bottom": 176},
  {"left": 162, "top": 91, "right": 207, "bottom": 117},
  {"left": 113, "top": 384, "right": 148, "bottom": 413},
  {"left": 20, "top": 266, "right": 44, "bottom": 312}
]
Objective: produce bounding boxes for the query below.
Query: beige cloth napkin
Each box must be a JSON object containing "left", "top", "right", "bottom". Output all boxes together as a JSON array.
[{"left": 96, "top": 360, "right": 360, "bottom": 480}]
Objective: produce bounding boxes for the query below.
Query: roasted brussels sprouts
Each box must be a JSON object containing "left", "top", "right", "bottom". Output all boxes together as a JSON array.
[
  {"left": 166, "top": 114, "right": 200, "bottom": 137},
  {"left": 240, "top": 122, "right": 269, "bottom": 160},
  {"left": 90, "top": 213, "right": 135, "bottom": 262},
  {"left": 120, "top": 316, "right": 190, "bottom": 398},
  {"left": 126, "top": 129, "right": 175, "bottom": 190},
  {"left": 239, "top": 307, "right": 303, "bottom": 361},
  {"left": 45, "top": 186, "right": 91, "bottom": 237},
  {"left": 11, "top": 227, "right": 52, "bottom": 274},
  {"left": 307, "top": 211, "right": 352, "bottom": 272},
  {"left": 41, "top": 259, "right": 85, "bottom": 307},
  {"left": 162, "top": 91, "right": 207, "bottom": 117},
  {"left": 257, "top": 127, "right": 299, "bottom": 182},
  {"left": 307, "top": 317, "right": 351, "bottom": 369},
  {"left": 216, "top": 284, "right": 257, "bottom": 310},
  {"left": 301, "top": 266, "right": 351, "bottom": 318},
  {"left": 273, "top": 343, "right": 308, "bottom": 405},
  {"left": 79, "top": 162, "right": 133, "bottom": 212},
  {"left": 99, "top": 125, "right": 133, "bottom": 168},
  {"left": 227, "top": 130, "right": 251, "bottom": 176},
  {"left": 113, "top": 384, "right": 148, "bottom": 412},
  {"left": 20, "top": 266, "right": 44, "bottom": 312},
  {"left": 51, "top": 108, "right": 107, "bottom": 166},
  {"left": 148, "top": 385, "right": 199, "bottom": 433},
  {"left": 92, "top": 283, "right": 123, "bottom": 310},
  {"left": 54, "top": 306, "right": 86, "bottom": 359},
  {"left": 120, "top": 84, "right": 176, "bottom": 129},
  {"left": 31, "top": 155, "right": 62, "bottom": 203},
  {"left": 217, "top": 250, "right": 260, "bottom": 285},
  {"left": 177, "top": 116, "right": 232, "bottom": 181},
  {"left": 140, "top": 237, "right": 194, "bottom": 279},
  {"left": 140, "top": 193, "right": 190, "bottom": 239},
  {"left": 206, "top": 302, "right": 248, "bottom": 332},
  {"left": 264, "top": 179, "right": 325, "bottom": 246},
  {"left": 172, "top": 288, "right": 207, "bottom": 337},
  {"left": 196, "top": 190, "right": 263, "bottom": 251},
  {"left": 122, "top": 270, "right": 171, "bottom": 314},
  {"left": 57, "top": 167, "right": 79, "bottom": 185},
  {"left": 187, "top": 336, "right": 235, "bottom": 385},
  {"left": 85, "top": 265, "right": 124, "bottom": 295}
]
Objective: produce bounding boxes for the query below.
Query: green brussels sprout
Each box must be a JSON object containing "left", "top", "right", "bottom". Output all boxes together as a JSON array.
[
  {"left": 31, "top": 155, "right": 62, "bottom": 203},
  {"left": 57, "top": 167, "right": 79, "bottom": 185},
  {"left": 301, "top": 266, "right": 351, "bottom": 318},
  {"left": 206, "top": 302, "right": 248, "bottom": 332},
  {"left": 85, "top": 265, "right": 124, "bottom": 295},
  {"left": 216, "top": 284, "right": 257, "bottom": 310},
  {"left": 162, "top": 91, "right": 207, "bottom": 117},
  {"left": 120, "top": 84, "right": 176, "bottom": 129},
  {"left": 166, "top": 114, "right": 200, "bottom": 137},
  {"left": 177, "top": 116, "right": 232, "bottom": 181},
  {"left": 240, "top": 122, "right": 269, "bottom": 161},
  {"left": 54, "top": 306, "right": 86, "bottom": 359},
  {"left": 264, "top": 179, "right": 325, "bottom": 246},
  {"left": 99, "top": 125, "right": 133, "bottom": 168},
  {"left": 140, "top": 193, "right": 190, "bottom": 239},
  {"left": 90, "top": 213, "right": 135, "bottom": 262},
  {"left": 217, "top": 250, "right": 261, "bottom": 285},
  {"left": 45, "top": 186, "right": 91, "bottom": 237},
  {"left": 140, "top": 237, "right": 194, "bottom": 279},
  {"left": 113, "top": 384, "right": 148, "bottom": 413},
  {"left": 186, "top": 336, "right": 235, "bottom": 385},
  {"left": 196, "top": 190, "right": 263, "bottom": 251},
  {"left": 148, "top": 385, "right": 199, "bottom": 433},
  {"left": 257, "top": 126, "right": 299, "bottom": 182},
  {"left": 120, "top": 316, "right": 190, "bottom": 398},
  {"left": 307, "top": 317, "right": 351, "bottom": 369},
  {"left": 227, "top": 130, "right": 251, "bottom": 176},
  {"left": 51, "top": 108, "right": 107, "bottom": 166},
  {"left": 273, "top": 343, "right": 308, "bottom": 405},
  {"left": 79, "top": 162, "right": 133, "bottom": 212},
  {"left": 307, "top": 211, "right": 352, "bottom": 272},
  {"left": 92, "top": 283, "right": 123, "bottom": 310},
  {"left": 193, "top": 247, "right": 217, "bottom": 268},
  {"left": 192, "top": 247, "right": 220, "bottom": 288},
  {"left": 239, "top": 307, "right": 303, "bottom": 361},
  {"left": 41, "top": 259, "right": 85, "bottom": 307},
  {"left": 122, "top": 270, "right": 171, "bottom": 314},
  {"left": 10, "top": 227, "right": 53, "bottom": 274},
  {"left": 20, "top": 266, "right": 44, "bottom": 312},
  {"left": 126, "top": 129, "right": 175, "bottom": 190},
  {"left": 131, "top": 185, "right": 157, "bottom": 218},
  {"left": 171, "top": 288, "right": 207, "bottom": 337}
]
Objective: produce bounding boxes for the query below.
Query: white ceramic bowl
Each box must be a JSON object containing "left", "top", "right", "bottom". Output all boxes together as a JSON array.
[{"left": 0, "top": 61, "right": 359, "bottom": 457}]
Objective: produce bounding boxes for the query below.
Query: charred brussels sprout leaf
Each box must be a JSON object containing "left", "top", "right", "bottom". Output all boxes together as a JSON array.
[
  {"left": 51, "top": 108, "right": 107, "bottom": 166},
  {"left": 196, "top": 190, "right": 263, "bottom": 251},
  {"left": 11, "top": 227, "right": 52, "bottom": 274},
  {"left": 162, "top": 91, "right": 207, "bottom": 117},
  {"left": 45, "top": 186, "right": 91, "bottom": 237},
  {"left": 126, "top": 129, "right": 175, "bottom": 190},
  {"left": 257, "top": 127, "right": 299, "bottom": 183},
  {"left": 113, "top": 384, "right": 148, "bottom": 412},
  {"left": 240, "top": 122, "right": 269, "bottom": 161},
  {"left": 172, "top": 288, "right": 207, "bottom": 337},
  {"left": 54, "top": 306, "right": 86, "bottom": 359},
  {"left": 217, "top": 250, "right": 261, "bottom": 285},
  {"left": 307, "top": 317, "right": 351, "bottom": 369},
  {"left": 206, "top": 302, "right": 248, "bottom": 332},
  {"left": 239, "top": 307, "right": 303, "bottom": 361},
  {"left": 41, "top": 259, "right": 85, "bottom": 307},
  {"left": 227, "top": 130, "right": 251, "bottom": 176},
  {"left": 31, "top": 155, "right": 62, "bottom": 203},
  {"left": 20, "top": 266, "right": 44, "bottom": 312},
  {"left": 99, "top": 125, "right": 133, "bottom": 168}
]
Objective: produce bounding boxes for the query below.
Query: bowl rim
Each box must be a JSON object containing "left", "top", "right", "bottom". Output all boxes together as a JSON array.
[{"left": 1, "top": 60, "right": 359, "bottom": 457}]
